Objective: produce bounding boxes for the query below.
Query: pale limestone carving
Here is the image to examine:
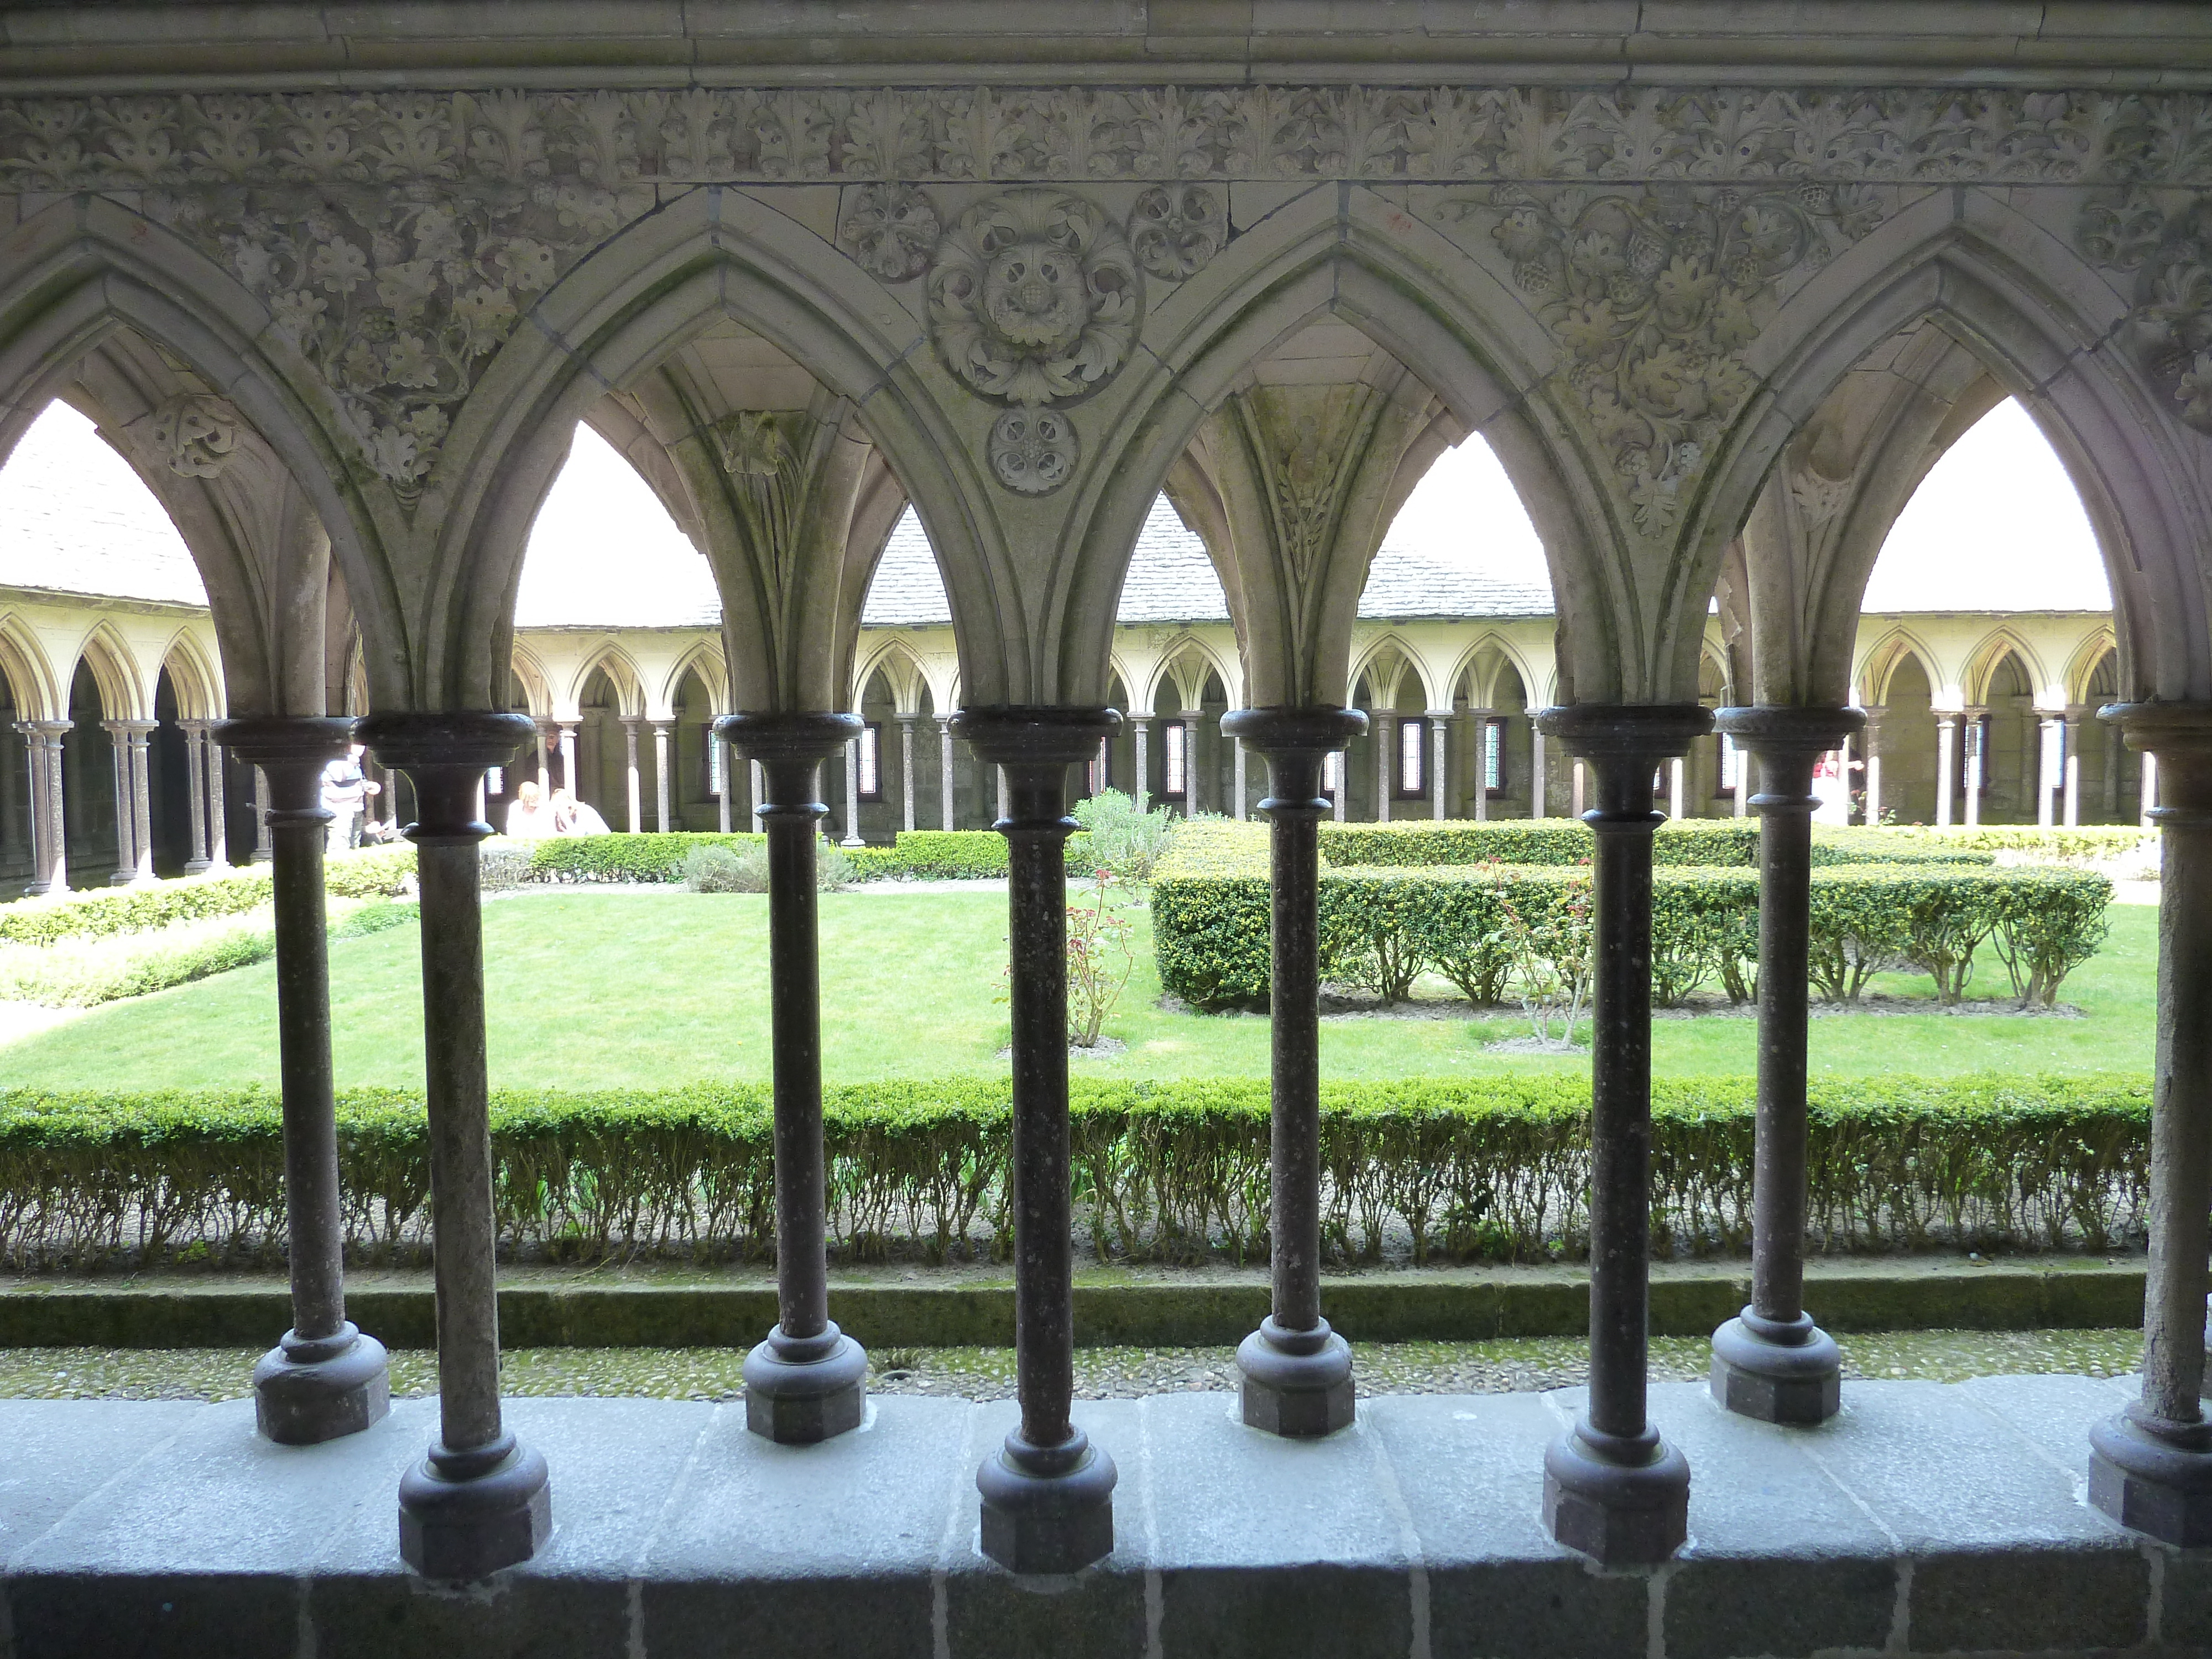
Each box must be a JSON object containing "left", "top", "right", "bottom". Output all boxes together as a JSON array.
[
  {"left": 1237, "top": 384, "right": 1382, "bottom": 588},
  {"left": 1128, "top": 185, "right": 1225, "bottom": 280},
  {"left": 2079, "top": 190, "right": 2212, "bottom": 436},
  {"left": 715, "top": 410, "right": 822, "bottom": 591},
  {"left": 143, "top": 392, "right": 239, "bottom": 477},
  {"left": 927, "top": 189, "right": 1140, "bottom": 409},
  {"left": 838, "top": 182, "right": 940, "bottom": 282},
  {"left": 988, "top": 406, "right": 1078, "bottom": 496}
]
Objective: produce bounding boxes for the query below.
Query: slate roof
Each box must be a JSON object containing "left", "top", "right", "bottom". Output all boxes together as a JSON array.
[{"left": 0, "top": 410, "right": 208, "bottom": 608}]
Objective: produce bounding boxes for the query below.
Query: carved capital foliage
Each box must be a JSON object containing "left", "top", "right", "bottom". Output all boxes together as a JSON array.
[
  {"left": 711, "top": 409, "right": 826, "bottom": 592},
  {"left": 143, "top": 390, "right": 240, "bottom": 477}
]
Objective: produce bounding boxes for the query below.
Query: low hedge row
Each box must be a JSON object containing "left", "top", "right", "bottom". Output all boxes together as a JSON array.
[
  {"left": 0, "top": 848, "right": 417, "bottom": 947},
  {"left": 518, "top": 830, "right": 1090, "bottom": 885},
  {"left": 1152, "top": 825, "right": 2111, "bottom": 1010},
  {"left": 1314, "top": 819, "right": 1992, "bottom": 870},
  {"left": 1875, "top": 825, "right": 2153, "bottom": 860},
  {"left": 0, "top": 1075, "right": 2147, "bottom": 1269}
]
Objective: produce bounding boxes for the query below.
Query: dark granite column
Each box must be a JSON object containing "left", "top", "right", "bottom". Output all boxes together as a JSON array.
[
  {"left": 359, "top": 711, "right": 550, "bottom": 1579},
  {"left": 1708, "top": 706, "right": 1863, "bottom": 1425},
  {"left": 2090, "top": 702, "right": 2212, "bottom": 1545},
  {"left": 216, "top": 717, "right": 390, "bottom": 1444},
  {"left": 1221, "top": 707, "right": 1366, "bottom": 1437},
  {"left": 716, "top": 711, "right": 869, "bottom": 1444},
  {"left": 1532, "top": 703, "right": 1710, "bottom": 1566},
  {"left": 953, "top": 705, "right": 1119, "bottom": 1574}
]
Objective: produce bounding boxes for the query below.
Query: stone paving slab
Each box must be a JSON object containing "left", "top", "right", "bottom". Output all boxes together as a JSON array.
[{"left": 0, "top": 1378, "right": 2197, "bottom": 1658}]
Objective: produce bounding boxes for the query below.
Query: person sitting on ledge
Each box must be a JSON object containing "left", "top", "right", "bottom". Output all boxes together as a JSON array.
[
  {"left": 550, "top": 786, "right": 609, "bottom": 836},
  {"left": 504, "top": 779, "right": 555, "bottom": 839}
]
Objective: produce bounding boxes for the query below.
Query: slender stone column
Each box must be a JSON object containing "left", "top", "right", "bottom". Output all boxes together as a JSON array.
[
  {"left": 1530, "top": 726, "right": 1546, "bottom": 818},
  {"left": 1963, "top": 709, "right": 1985, "bottom": 827},
  {"left": 1533, "top": 702, "right": 1709, "bottom": 1565},
  {"left": 2038, "top": 714, "right": 2063, "bottom": 829},
  {"left": 101, "top": 721, "right": 134, "bottom": 884},
  {"left": 1935, "top": 713, "right": 1959, "bottom": 828},
  {"left": 253, "top": 766, "right": 274, "bottom": 862},
  {"left": 997, "top": 766, "right": 1010, "bottom": 823},
  {"left": 717, "top": 735, "right": 733, "bottom": 833},
  {"left": 1470, "top": 711, "right": 1494, "bottom": 822},
  {"left": 2145, "top": 752, "right": 2161, "bottom": 828},
  {"left": 1428, "top": 709, "right": 1451, "bottom": 820},
  {"left": 2065, "top": 708, "right": 2086, "bottom": 828},
  {"left": 953, "top": 705, "right": 1119, "bottom": 1574},
  {"left": 1860, "top": 707, "right": 1885, "bottom": 826},
  {"left": 652, "top": 722, "right": 672, "bottom": 833},
  {"left": 2091, "top": 702, "right": 2212, "bottom": 1544},
  {"left": 1374, "top": 711, "right": 1395, "bottom": 822},
  {"left": 1232, "top": 728, "right": 1247, "bottom": 821},
  {"left": 841, "top": 737, "right": 865, "bottom": 847},
  {"left": 2107, "top": 722, "right": 2125, "bottom": 821},
  {"left": 533, "top": 723, "right": 551, "bottom": 790},
  {"left": 899, "top": 714, "right": 918, "bottom": 833},
  {"left": 125, "top": 721, "right": 156, "bottom": 881},
  {"left": 556, "top": 722, "right": 578, "bottom": 796},
  {"left": 180, "top": 721, "right": 212, "bottom": 872},
  {"left": 18, "top": 722, "right": 68, "bottom": 894},
  {"left": 218, "top": 718, "right": 392, "bottom": 1444},
  {"left": 205, "top": 740, "right": 230, "bottom": 870},
  {"left": 1667, "top": 754, "right": 1686, "bottom": 823},
  {"left": 1709, "top": 707, "right": 1861, "bottom": 1425},
  {"left": 1130, "top": 716, "right": 1150, "bottom": 811},
  {"left": 1224, "top": 707, "right": 1368, "bottom": 1437},
  {"left": 358, "top": 710, "right": 551, "bottom": 1579},
  {"left": 1182, "top": 711, "right": 1202, "bottom": 812},
  {"left": 1572, "top": 759, "right": 1587, "bottom": 818},
  {"left": 620, "top": 717, "right": 642, "bottom": 833},
  {"left": 717, "top": 711, "right": 870, "bottom": 1443},
  {"left": 1332, "top": 752, "right": 1347, "bottom": 822},
  {"left": 938, "top": 716, "right": 956, "bottom": 828},
  {"left": 752, "top": 759, "right": 768, "bottom": 829}
]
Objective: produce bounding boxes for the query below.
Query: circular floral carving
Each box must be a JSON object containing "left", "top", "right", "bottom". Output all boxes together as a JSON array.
[
  {"left": 1128, "top": 185, "right": 1225, "bottom": 281},
  {"left": 988, "top": 406, "right": 1079, "bottom": 495},
  {"left": 928, "top": 190, "right": 1140, "bottom": 408},
  {"left": 839, "top": 183, "right": 940, "bottom": 283},
  {"left": 145, "top": 393, "right": 239, "bottom": 478}
]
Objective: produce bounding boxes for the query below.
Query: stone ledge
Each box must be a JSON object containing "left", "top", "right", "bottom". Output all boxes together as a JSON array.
[
  {"left": 1, "top": 1374, "right": 2201, "bottom": 1657},
  {"left": 0, "top": 1261, "right": 2145, "bottom": 1350}
]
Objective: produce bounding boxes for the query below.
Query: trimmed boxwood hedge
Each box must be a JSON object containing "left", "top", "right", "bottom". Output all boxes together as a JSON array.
[
  {"left": 0, "top": 847, "right": 417, "bottom": 947},
  {"left": 521, "top": 829, "right": 1093, "bottom": 884},
  {"left": 0, "top": 1074, "right": 2148, "bottom": 1268},
  {"left": 1152, "top": 823, "right": 2110, "bottom": 1010},
  {"left": 1316, "top": 818, "right": 1993, "bottom": 869}
]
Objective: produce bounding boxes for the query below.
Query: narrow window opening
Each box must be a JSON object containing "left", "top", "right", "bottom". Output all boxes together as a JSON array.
[
  {"left": 1163, "top": 720, "right": 1187, "bottom": 799},
  {"left": 857, "top": 723, "right": 883, "bottom": 802},
  {"left": 1397, "top": 716, "right": 1426, "bottom": 797}
]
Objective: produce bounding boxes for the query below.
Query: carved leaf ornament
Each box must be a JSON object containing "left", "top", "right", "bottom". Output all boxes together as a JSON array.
[
  {"left": 5, "top": 87, "right": 2212, "bottom": 508},
  {"left": 145, "top": 392, "right": 241, "bottom": 477}
]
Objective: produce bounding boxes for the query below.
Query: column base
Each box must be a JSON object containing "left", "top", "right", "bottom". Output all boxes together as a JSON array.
[
  {"left": 1237, "top": 1316, "right": 1354, "bottom": 1437},
  {"left": 182, "top": 858, "right": 212, "bottom": 875},
  {"left": 1709, "top": 1309, "right": 1841, "bottom": 1425},
  {"left": 253, "top": 1322, "right": 390, "bottom": 1446},
  {"left": 1542, "top": 1420, "right": 1690, "bottom": 1566},
  {"left": 2089, "top": 1407, "right": 2212, "bottom": 1546},
  {"left": 977, "top": 1426, "right": 1116, "bottom": 1574},
  {"left": 742, "top": 1322, "right": 868, "bottom": 1444},
  {"left": 398, "top": 1432, "right": 551, "bottom": 1580}
]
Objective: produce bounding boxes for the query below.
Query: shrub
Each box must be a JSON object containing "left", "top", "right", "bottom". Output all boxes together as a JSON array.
[
  {"left": 0, "top": 846, "right": 416, "bottom": 947},
  {"left": 1152, "top": 822, "right": 2112, "bottom": 1012},
  {"left": 521, "top": 832, "right": 765, "bottom": 885},
  {"left": 852, "top": 830, "right": 1008, "bottom": 879},
  {"left": 1066, "top": 870, "right": 1136, "bottom": 1045},
  {"left": 684, "top": 843, "right": 763, "bottom": 894},
  {"left": 1073, "top": 789, "right": 1176, "bottom": 882},
  {"left": 0, "top": 1074, "right": 2150, "bottom": 1268},
  {"left": 1872, "top": 825, "right": 2153, "bottom": 862}
]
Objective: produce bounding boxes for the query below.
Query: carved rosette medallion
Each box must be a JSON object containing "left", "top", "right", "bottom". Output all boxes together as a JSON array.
[
  {"left": 988, "top": 406, "right": 1079, "bottom": 495},
  {"left": 1129, "top": 185, "right": 1226, "bottom": 280},
  {"left": 927, "top": 189, "right": 1140, "bottom": 493},
  {"left": 839, "top": 182, "right": 940, "bottom": 283},
  {"left": 144, "top": 392, "right": 240, "bottom": 477}
]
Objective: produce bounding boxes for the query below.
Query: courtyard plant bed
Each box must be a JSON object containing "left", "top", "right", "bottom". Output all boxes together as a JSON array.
[
  {"left": 1154, "top": 821, "right": 2113, "bottom": 1011},
  {"left": 0, "top": 1073, "right": 2152, "bottom": 1270},
  {"left": 0, "top": 846, "right": 415, "bottom": 946},
  {"left": 513, "top": 828, "right": 1093, "bottom": 885}
]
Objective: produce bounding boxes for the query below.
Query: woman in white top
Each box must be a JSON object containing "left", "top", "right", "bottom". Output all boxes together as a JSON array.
[
  {"left": 504, "top": 779, "right": 555, "bottom": 838},
  {"left": 550, "top": 787, "right": 611, "bottom": 836}
]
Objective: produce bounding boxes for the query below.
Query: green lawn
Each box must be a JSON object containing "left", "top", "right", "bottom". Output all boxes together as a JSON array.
[{"left": 0, "top": 889, "right": 2158, "bottom": 1091}]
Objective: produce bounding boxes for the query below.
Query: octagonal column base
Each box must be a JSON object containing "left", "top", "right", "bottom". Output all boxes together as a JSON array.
[
  {"left": 398, "top": 1432, "right": 551, "bottom": 1580},
  {"left": 1710, "top": 1309, "right": 1841, "bottom": 1425},
  {"left": 977, "top": 1427, "right": 1116, "bottom": 1575},
  {"left": 2090, "top": 1407, "right": 2212, "bottom": 1547},
  {"left": 742, "top": 1321, "right": 868, "bottom": 1444},
  {"left": 1237, "top": 1316, "right": 1354, "bottom": 1438},
  {"left": 253, "top": 1322, "right": 390, "bottom": 1446},
  {"left": 1542, "top": 1420, "right": 1689, "bottom": 1567}
]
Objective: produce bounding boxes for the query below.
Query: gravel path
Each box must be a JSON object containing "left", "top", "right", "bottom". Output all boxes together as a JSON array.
[{"left": 0, "top": 1330, "right": 2142, "bottom": 1405}]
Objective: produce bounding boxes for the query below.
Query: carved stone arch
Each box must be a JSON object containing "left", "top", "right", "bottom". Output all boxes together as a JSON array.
[
  {"left": 72, "top": 622, "right": 144, "bottom": 722},
  {"left": 0, "top": 197, "right": 411, "bottom": 712},
  {"left": 1348, "top": 633, "right": 1434, "bottom": 712},
  {"left": 1447, "top": 633, "right": 1543, "bottom": 712},
  {"left": 1069, "top": 192, "right": 1603, "bottom": 709},
  {"left": 658, "top": 640, "right": 729, "bottom": 722},
  {"left": 157, "top": 631, "right": 223, "bottom": 722},
  {"left": 1962, "top": 628, "right": 2053, "bottom": 708},
  {"left": 2067, "top": 628, "right": 2122, "bottom": 706},
  {"left": 1715, "top": 187, "right": 2212, "bottom": 708},
  {"left": 851, "top": 635, "right": 929, "bottom": 716},
  {"left": 1145, "top": 633, "right": 1239, "bottom": 716},
  {"left": 0, "top": 613, "right": 60, "bottom": 721},
  {"left": 1855, "top": 627, "right": 1946, "bottom": 708},
  {"left": 1695, "top": 635, "right": 1736, "bottom": 704},
  {"left": 568, "top": 644, "right": 648, "bottom": 721},
  {"left": 507, "top": 645, "right": 553, "bottom": 719},
  {"left": 421, "top": 186, "right": 1001, "bottom": 714}
]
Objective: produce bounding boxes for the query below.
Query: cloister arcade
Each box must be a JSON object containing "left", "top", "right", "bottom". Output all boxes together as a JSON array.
[{"left": 3, "top": 5, "right": 2212, "bottom": 1645}]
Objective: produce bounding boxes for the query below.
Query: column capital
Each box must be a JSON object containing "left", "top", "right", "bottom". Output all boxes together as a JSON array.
[
  {"left": 1712, "top": 706, "right": 1864, "bottom": 757},
  {"left": 895, "top": 709, "right": 919, "bottom": 725},
  {"left": 715, "top": 710, "right": 860, "bottom": 765},
  {"left": 359, "top": 711, "right": 533, "bottom": 842},
  {"left": 1537, "top": 703, "right": 1712, "bottom": 821},
  {"left": 2103, "top": 702, "right": 2212, "bottom": 814},
  {"left": 1220, "top": 706, "right": 1366, "bottom": 758},
  {"left": 215, "top": 716, "right": 356, "bottom": 769},
  {"left": 1423, "top": 707, "right": 1455, "bottom": 723},
  {"left": 952, "top": 706, "right": 1118, "bottom": 773}
]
